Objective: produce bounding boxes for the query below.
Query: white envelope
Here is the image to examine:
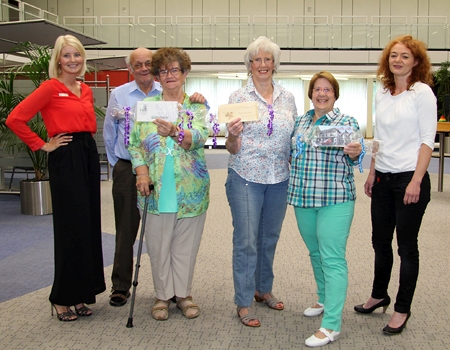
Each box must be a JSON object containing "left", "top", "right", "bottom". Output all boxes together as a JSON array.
[
  {"left": 218, "top": 101, "right": 259, "bottom": 123},
  {"left": 136, "top": 101, "right": 179, "bottom": 122}
]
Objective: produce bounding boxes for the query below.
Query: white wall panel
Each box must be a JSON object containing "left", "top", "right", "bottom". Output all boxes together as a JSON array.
[
  {"left": 47, "top": 0, "right": 58, "bottom": 16},
  {"left": 212, "top": 49, "right": 246, "bottom": 62},
  {"left": 240, "top": 0, "right": 266, "bottom": 17},
  {"left": 203, "top": 0, "right": 229, "bottom": 17},
  {"left": 391, "top": 0, "right": 418, "bottom": 18},
  {"left": 277, "top": 0, "right": 304, "bottom": 17},
  {"left": 57, "top": 0, "right": 83, "bottom": 17},
  {"left": 290, "top": 50, "right": 330, "bottom": 63},
  {"left": 229, "top": 0, "right": 240, "bottom": 16},
  {"left": 128, "top": 0, "right": 156, "bottom": 16},
  {"left": 428, "top": 51, "right": 449, "bottom": 64},
  {"left": 330, "top": 50, "right": 369, "bottom": 63},
  {"left": 185, "top": 49, "right": 214, "bottom": 63},
  {"left": 369, "top": 50, "right": 382, "bottom": 64},
  {"left": 315, "top": 0, "right": 341, "bottom": 18}
]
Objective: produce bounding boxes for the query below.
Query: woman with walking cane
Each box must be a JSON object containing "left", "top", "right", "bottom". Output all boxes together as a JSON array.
[{"left": 128, "top": 47, "right": 210, "bottom": 321}]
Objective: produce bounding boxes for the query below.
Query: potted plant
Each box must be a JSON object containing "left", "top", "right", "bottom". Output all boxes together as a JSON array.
[
  {"left": 0, "top": 42, "right": 52, "bottom": 214},
  {"left": 434, "top": 61, "right": 450, "bottom": 120}
]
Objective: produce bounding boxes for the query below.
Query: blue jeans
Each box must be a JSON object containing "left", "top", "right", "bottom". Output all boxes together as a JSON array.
[{"left": 225, "top": 168, "right": 288, "bottom": 307}]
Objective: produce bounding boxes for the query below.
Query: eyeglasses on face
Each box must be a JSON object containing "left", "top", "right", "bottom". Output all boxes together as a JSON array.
[
  {"left": 159, "top": 67, "right": 182, "bottom": 77},
  {"left": 132, "top": 61, "right": 151, "bottom": 71},
  {"left": 312, "top": 87, "right": 334, "bottom": 94},
  {"left": 250, "top": 57, "right": 273, "bottom": 65}
]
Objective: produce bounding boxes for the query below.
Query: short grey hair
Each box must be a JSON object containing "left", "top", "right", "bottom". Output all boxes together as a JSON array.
[{"left": 244, "top": 36, "right": 281, "bottom": 74}]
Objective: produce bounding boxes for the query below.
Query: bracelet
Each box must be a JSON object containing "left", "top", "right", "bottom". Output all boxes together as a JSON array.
[
  {"left": 136, "top": 174, "right": 149, "bottom": 178},
  {"left": 177, "top": 129, "right": 185, "bottom": 145}
]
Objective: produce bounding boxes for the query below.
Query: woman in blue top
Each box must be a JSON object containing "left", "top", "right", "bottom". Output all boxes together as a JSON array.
[{"left": 288, "top": 71, "right": 362, "bottom": 347}]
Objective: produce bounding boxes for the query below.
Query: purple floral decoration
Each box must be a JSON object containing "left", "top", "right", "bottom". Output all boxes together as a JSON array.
[
  {"left": 267, "top": 104, "right": 274, "bottom": 136},
  {"left": 209, "top": 113, "right": 220, "bottom": 148},
  {"left": 177, "top": 115, "right": 185, "bottom": 145},
  {"left": 124, "top": 106, "right": 131, "bottom": 146},
  {"left": 186, "top": 110, "right": 194, "bottom": 129}
]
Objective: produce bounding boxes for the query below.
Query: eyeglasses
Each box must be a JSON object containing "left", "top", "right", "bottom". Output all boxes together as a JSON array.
[
  {"left": 250, "top": 57, "right": 273, "bottom": 65},
  {"left": 159, "top": 67, "right": 182, "bottom": 77},
  {"left": 312, "top": 87, "right": 334, "bottom": 94},
  {"left": 132, "top": 61, "right": 151, "bottom": 71}
]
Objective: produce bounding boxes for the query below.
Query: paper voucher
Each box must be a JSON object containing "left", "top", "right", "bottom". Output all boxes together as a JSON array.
[
  {"left": 136, "top": 101, "right": 179, "bottom": 122},
  {"left": 217, "top": 101, "right": 259, "bottom": 123}
]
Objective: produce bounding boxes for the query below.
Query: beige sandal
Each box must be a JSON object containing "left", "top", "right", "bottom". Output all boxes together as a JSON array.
[
  {"left": 254, "top": 291, "right": 284, "bottom": 310},
  {"left": 151, "top": 299, "right": 169, "bottom": 321},
  {"left": 176, "top": 296, "right": 200, "bottom": 319},
  {"left": 237, "top": 307, "right": 260, "bottom": 327}
]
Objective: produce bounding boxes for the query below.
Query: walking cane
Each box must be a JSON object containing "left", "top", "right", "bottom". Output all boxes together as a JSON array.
[{"left": 126, "top": 191, "right": 151, "bottom": 328}]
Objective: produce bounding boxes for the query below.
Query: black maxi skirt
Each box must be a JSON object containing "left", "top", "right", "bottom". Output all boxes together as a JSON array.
[{"left": 48, "top": 132, "right": 106, "bottom": 306}]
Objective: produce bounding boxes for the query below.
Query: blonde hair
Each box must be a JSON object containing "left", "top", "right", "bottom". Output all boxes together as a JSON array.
[{"left": 49, "top": 35, "right": 87, "bottom": 78}]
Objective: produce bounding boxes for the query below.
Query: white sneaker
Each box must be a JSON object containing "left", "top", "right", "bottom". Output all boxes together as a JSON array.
[
  {"left": 305, "top": 328, "right": 340, "bottom": 348},
  {"left": 303, "top": 302, "right": 324, "bottom": 317}
]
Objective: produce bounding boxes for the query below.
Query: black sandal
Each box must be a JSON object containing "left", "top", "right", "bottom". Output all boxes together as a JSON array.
[
  {"left": 74, "top": 304, "right": 92, "bottom": 316},
  {"left": 51, "top": 304, "right": 78, "bottom": 322}
]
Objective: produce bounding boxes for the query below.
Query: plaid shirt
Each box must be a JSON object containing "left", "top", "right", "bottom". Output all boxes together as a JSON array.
[{"left": 288, "top": 108, "right": 359, "bottom": 208}]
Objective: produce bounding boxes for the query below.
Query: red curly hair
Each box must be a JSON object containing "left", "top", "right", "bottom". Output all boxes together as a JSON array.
[{"left": 377, "top": 35, "right": 433, "bottom": 93}]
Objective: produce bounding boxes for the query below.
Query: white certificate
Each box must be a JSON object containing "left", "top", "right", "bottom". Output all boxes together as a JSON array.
[
  {"left": 136, "top": 101, "right": 179, "bottom": 122},
  {"left": 218, "top": 101, "right": 259, "bottom": 123}
]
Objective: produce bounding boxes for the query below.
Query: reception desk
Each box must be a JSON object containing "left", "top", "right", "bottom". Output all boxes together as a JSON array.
[{"left": 437, "top": 122, "right": 450, "bottom": 192}]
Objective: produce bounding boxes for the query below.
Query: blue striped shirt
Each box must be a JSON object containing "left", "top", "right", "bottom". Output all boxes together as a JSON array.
[{"left": 288, "top": 108, "right": 359, "bottom": 208}]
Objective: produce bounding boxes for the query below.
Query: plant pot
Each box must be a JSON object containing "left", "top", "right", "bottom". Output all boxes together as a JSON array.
[{"left": 20, "top": 179, "right": 52, "bottom": 215}]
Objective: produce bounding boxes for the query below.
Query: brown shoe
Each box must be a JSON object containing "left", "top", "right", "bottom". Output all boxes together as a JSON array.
[{"left": 109, "top": 290, "right": 131, "bottom": 307}]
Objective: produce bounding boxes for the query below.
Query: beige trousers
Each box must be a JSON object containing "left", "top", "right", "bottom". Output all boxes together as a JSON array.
[{"left": 143, "top": 212, "right": 206, "bottom": 301}]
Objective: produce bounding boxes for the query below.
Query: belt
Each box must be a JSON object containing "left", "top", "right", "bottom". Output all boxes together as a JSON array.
[{"left": 118, "top": 158, "right": 131, "bottom": 164}]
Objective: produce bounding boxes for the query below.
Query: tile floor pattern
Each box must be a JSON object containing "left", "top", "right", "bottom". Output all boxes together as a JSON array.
[{"left": 1, "top": 150, "right": 450, "bottom": 349}]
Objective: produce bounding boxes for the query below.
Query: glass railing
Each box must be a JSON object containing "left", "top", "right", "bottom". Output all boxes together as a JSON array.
[
  {"left": 1, "top": 2, "right": 448, "bottom": 50},
  {"left": 0, "top": 1, "right": 58, "bottom": 24}
]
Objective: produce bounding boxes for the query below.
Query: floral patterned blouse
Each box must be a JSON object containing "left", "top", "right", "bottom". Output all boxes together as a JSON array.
[
  {"left": 227, "top": 77, "right": 297, "bottom": 184},
  {"left": 128, "top": 93, "right": 210, "bottom": 218}
]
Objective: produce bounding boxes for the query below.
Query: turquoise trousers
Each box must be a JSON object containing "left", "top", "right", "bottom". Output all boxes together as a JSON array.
[{"left": 294, "top": 200, "right": 354, "bottom": 332}]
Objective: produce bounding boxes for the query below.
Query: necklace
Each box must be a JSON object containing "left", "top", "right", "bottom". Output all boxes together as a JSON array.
[
  {"left": 58, "top": 79, "right": 80, "bottom": 94},
  {"left": 66, "top": 83, "right": 79, "bottom": 94}
]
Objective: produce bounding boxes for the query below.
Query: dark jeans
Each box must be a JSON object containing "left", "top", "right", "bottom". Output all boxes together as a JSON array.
[{"left": 370, "top": 170, "right": 430, "bottom": 313}]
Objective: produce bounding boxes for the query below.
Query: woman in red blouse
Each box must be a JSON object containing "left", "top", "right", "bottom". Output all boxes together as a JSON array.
[{"left": 6, "top": 35, "right": 105, "bottom": 321}]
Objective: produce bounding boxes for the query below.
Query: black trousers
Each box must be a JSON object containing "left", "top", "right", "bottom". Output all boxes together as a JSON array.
[
  {"left": 370, "top": 170, "right": 430, "bottom": 313},
  {"left": 111, "top": 159, "right": 140, "bottom": 292},
  {"left": 48, "top": 132, "right": 106, "bottom": 306}
]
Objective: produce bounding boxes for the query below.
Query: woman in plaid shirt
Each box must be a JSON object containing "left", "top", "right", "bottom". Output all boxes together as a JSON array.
[{"left": 288, "top": 71, "right": 362, "bottom": 347}]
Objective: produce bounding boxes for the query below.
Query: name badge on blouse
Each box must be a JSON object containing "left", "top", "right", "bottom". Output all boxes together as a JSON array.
[{"left": 59, "top": 93, "right": 69, "bottom": 97}]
